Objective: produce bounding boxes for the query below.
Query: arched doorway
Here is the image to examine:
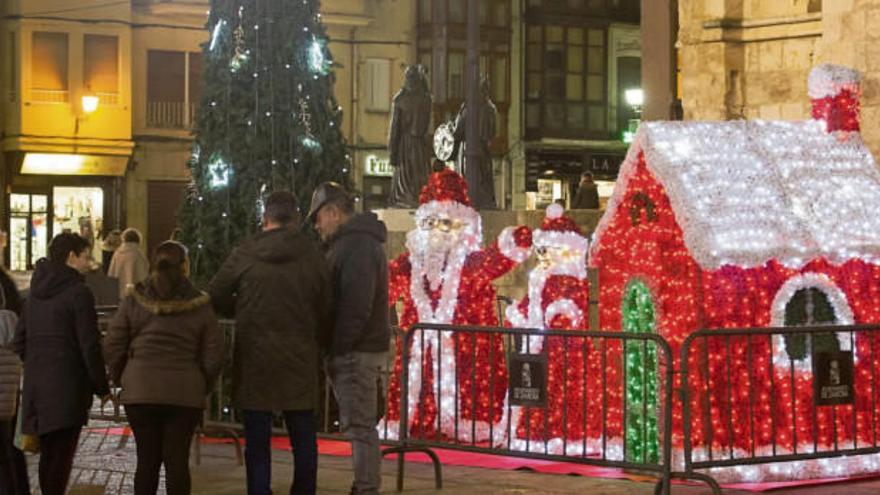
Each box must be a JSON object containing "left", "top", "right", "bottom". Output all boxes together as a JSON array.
[{"left": 621, "top": 279, "right": 660, "bottom": 463}]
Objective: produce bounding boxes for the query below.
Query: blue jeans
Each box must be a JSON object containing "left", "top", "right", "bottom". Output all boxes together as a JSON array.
[
  {"left": 243, "top": 410, "right": 317, "bottom": 495},
  {"left": 328, "top": 352, "right": 387, "bottom": 495}
]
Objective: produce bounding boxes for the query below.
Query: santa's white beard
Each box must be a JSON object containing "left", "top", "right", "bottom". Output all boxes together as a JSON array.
[{"left": 407, "top": 230, "right": 459, "bottom": 291}]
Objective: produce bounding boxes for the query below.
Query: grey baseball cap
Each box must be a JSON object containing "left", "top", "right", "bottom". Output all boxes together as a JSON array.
[{"left": 306, "top": 182, "right": 351, "bottom": 223}]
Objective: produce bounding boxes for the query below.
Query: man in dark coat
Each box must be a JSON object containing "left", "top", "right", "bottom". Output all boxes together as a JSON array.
[
  {"left": 13, "top": 233, "right": 110, "bottom": 495},
  {"left": 208, "top": 191, "right": 331, "bottom": 495},
  {"left": 309, "top": 183, "right": 390, "bottom": 495},
  {"left": 572, "top": 171, "right": 601, "bottom": 209}
]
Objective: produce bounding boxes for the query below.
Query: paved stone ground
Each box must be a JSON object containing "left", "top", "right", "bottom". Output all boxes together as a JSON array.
[
  {"left": 35, "top": 430, "right": 880, "bottom": 494},
  {"left": 22, "top": 407, "right": 880, "bottom": 494}
]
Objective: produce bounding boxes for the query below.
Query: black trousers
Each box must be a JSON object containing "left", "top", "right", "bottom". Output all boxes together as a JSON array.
[
  {"left": 126, "top": 404, "right": 202, "bottom": 495},
  {"left": 0, "top": 418, "right": 29, "bottom": 495},
  {"left": 38, "top": 426, "right": 82, "bottom": 495}
]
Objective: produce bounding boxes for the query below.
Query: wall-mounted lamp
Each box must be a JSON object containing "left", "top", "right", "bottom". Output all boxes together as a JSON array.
[{"left": 81, "top": 94, "right": 100, "bottom": 115}]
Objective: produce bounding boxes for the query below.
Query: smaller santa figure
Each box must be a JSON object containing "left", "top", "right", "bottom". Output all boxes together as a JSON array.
[{"left": 505, "top": 203, "right": 591, "bottom": 454}]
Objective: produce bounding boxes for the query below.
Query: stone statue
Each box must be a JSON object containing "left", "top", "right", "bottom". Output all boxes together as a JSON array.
[
  {"left": 388, "top": 65, "right": 433, "bottom": 208},
  {"left": 454, "top": 78, "right": 497, "bottom": 209}
]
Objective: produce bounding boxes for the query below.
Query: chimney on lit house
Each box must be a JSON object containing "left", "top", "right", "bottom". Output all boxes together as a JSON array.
[{"left": 808, "top": 64, "right": 861, "bottom": 133}]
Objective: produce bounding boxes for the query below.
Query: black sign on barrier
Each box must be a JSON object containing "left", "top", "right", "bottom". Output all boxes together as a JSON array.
[
  {"left": 509, "top": 353, "right": 548, "bottom": 408},
  {"left": 813, "top": 350, "right": 854, "bottom": 406}
]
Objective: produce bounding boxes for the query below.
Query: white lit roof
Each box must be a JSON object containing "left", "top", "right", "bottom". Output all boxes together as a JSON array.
[{"left": 591, "top": 120, "right": 880, "bottom": 269}]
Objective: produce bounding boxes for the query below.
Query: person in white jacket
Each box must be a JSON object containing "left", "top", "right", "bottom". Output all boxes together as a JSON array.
[{"left": 108, "top": 228, "right": 149, "bottom": 299}]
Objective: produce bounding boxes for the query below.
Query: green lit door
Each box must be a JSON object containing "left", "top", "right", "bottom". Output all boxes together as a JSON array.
[{"left": 621, "top": 279, "right": 660, "bottom": 463}]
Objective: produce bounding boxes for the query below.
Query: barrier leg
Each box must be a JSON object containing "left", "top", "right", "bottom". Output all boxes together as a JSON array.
[
  {"left": 381, "top": 446, "right": 443, "bottom": 491},
  {"left": 669, "top": 471, "right": 722, "bottom": 495}
]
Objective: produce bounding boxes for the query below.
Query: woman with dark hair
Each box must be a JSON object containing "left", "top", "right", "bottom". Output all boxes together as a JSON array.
[{"left": 104, "top": 241, "right": 225, "bottom": 495}]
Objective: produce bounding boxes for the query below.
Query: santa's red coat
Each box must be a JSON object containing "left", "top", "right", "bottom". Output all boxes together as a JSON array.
[{"left": 385, "top": 240, "right": 524, "bottom": 438}]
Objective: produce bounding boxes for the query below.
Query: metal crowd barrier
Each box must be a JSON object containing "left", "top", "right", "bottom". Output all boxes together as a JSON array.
[
  {"left": 395, "top": 323, "right": 676, "bottom": 495},
  {"left": 95, "top": 313, "right": 684, "bottom": 493},
  {"left": 679, "top": 324, "right": 880, "bottom": 493}
]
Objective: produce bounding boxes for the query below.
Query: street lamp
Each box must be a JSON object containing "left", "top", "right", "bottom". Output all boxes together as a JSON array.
[
  {"left": 81, "top": 94, "right": 100, "bottom": 115},
  {"left": 625, "top": 88, "right": 644, "bottom": 115},
  {"left": 623, "top": 88, "right": 643, "bottom": 144}
]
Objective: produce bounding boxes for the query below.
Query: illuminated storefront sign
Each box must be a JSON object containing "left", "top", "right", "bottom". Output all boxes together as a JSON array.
[
  {"left": 21, "top": 153, "right": 128, "bottom": 176},
  {"left": 364, "top": 153, "right": 393, "bottom": 177}
]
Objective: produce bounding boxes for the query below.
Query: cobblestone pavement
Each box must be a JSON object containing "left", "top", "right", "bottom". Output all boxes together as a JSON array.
[{"left": 21, "top": 402, "right": 880, "bottom": 494}]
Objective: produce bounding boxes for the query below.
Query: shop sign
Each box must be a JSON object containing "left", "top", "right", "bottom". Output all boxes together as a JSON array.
[
  {"left": 364, "top": 154, "right": 393, "bottom": 177},
  {"left": 509, "top": 353, "right": 548, "bottom": 408},
  {"left": 813, "top": 350, "right": 854, "bottom": 406},
  {"left": 586, "top": 153, "right": 624, "bottom": 179},
  {"left": 21, "top": 153, "right": 128, "bottom": 176}
]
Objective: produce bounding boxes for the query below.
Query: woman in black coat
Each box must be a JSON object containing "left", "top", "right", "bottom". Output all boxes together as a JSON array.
[{"left": 12, "top": 233, "right": 111, "bottom": 495}]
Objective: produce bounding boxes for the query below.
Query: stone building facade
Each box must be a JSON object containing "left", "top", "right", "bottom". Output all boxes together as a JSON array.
[
  {"left": 678, "top": 0, "right": 880, "bottom": 156},
  {"left": 0, "top": 0, "right": 415, "bottom": 268}
]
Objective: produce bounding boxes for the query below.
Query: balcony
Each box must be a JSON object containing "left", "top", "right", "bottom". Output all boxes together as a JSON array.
[
  {"left": 29, "top": 89, "right": 69, "bottom": 104},
  {"left": 147, "top": 101, "right": 195, "bottom": 129}
]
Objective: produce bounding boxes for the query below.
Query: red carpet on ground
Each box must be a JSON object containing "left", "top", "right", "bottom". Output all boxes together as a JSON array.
[{"left": 89, "top": 428, "right": 880, "bottom": 492}]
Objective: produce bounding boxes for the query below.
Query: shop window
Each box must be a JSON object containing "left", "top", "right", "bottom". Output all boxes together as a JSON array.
[
  {"left": 53, "top": 187, "right": 104, "bottom": 262},
  {"left": 147, "top": 50, "right": 201, "bottom": 129},
  {"left": 84, "top": 34, "right": 119, "bottom": 105},
  {"left": 365, "top": 58, "right": 391, "bottom": 112},
  {"left": 31, "top": 32, "right": 69, "bottom": 103},
  {"left": 9, "top": 194, "right": 48, "bottom": 271}
]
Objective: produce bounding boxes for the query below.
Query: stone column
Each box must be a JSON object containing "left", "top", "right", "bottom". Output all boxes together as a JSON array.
[{"left": 640, "top": 0, "right": 678, "bottom": 120}]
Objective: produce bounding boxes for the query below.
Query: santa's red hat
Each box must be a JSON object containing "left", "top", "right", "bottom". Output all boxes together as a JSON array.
[
  {"left": 533, "top": 203, "right": 589, "bottom": 258},
  {"left": 419, "top": 169, "right": 471, "bottom": 206},
  {"left": 414, "top": 169, "right": 482, "bottom": 250}
]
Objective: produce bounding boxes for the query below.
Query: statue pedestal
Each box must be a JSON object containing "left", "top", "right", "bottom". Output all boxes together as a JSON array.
[{"left": 375, "top": 208, "right": 604, "bottom": 301}]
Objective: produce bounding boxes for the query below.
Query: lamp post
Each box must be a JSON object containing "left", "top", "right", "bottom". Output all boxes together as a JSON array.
[
  {"left": 465, "top": 0, "right": 482, "bottom": 207},
  {"left": 623, "top": 88, "right": 643, "bottom": 144},
  {"left": 75, "top": 94, "right": 100, "bottom": 153}
]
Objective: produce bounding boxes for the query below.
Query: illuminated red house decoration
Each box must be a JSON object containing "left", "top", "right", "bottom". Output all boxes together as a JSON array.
[{"left": 589, "top": 64, "right": 880, "bottom": 480}]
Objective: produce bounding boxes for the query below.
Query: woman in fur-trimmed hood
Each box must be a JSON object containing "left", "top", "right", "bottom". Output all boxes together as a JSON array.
[{"left": 104, "top": 240, "right": 225, "bottom": 495}]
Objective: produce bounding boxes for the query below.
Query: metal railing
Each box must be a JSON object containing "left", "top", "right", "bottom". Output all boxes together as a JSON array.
[
  {"left": 679, "top": 324, "right": 880, "bottom": 493},
  {"left": 29, "top": 88, "right": 69, "bottom": 103},
  {"left": 395, "top": 323, "right": 677, "bottom": 494},
  {"left": 146, "top": 101, "right": 195, "bottom": 129}
]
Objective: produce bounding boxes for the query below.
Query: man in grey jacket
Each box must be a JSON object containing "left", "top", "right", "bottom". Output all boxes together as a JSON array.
[{"left": 309, "top": 183, "right": 390, "bottom": 495}]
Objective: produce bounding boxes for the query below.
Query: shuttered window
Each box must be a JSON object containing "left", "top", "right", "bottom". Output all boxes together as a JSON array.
[{"left": 365, "top": 58, "right": 391, "bottom": 112}]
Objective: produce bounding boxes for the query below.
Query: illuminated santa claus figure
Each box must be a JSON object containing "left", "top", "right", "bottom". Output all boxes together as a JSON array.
[
  {"left": 382, "top": 169, "right": 532, "bottom": 441},
  {"left": 505, "top": 203, "right": 591, "bottom": 454}
]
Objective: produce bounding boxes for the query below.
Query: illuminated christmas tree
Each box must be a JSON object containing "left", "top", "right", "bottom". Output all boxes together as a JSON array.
[{"left": 179, "top": 0, "right": 350, "bottom": 282}]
